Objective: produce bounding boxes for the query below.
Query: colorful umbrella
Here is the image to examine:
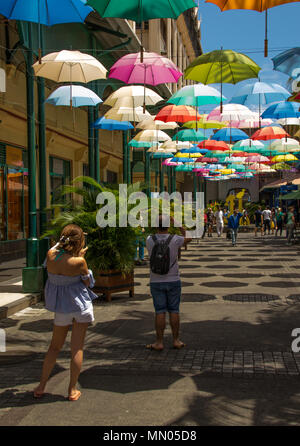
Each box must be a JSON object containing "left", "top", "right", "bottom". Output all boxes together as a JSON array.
[
  {"left": 172, "top": 129, "right": 206, "bottom": 142},
  {"left": 198, "top": 140, "right": 230, "bottom": 150},
  {"left": 271, "top": 154, "right": 298, "bottom": 162},
  {"left": 155, "top": 105, "right": 202, "bottom": 123},
  {"left": 184, "top": 49, "right": 260, "bottom": 111},
  {"left": 272, "top": 47, "right": 300, "bottom": 79},
  {"left": 205, "top": 0, "right": 300, "bottom": 57},
  {"left": 92, "top": 117, "right": 133, "bottom": 131},
  {"left": 167, "top": 83, "right": 226, "bottom": 107},
  {"left": 252, "top": 126, "right": 290, "bottom": 140},
  {"left": 269, "top": 138, "right": 300, "bottom": 151},
  {"left": 277, "top": 117, "right": 300, "bottom": 125},
  {"left": 103, "top": 85, "right": 163, "bottom": 108},
  {"left": 207, "top": 104, "right": 255, "bottom": 123},
  {"left": 133, "top": 129, "right": 171, "bottom": 142},
  {"left": 211, "top": 128, "right": 249, "bottom": 142},
  {"left": 129, "top": 140, "right": 154, "bottom": 148},
  {"left": 183, "top": 116, "right": 228, "bottom": 129},
  {"left": 232, "top": 139, "right": 265, "bottom": 150},
  {"left": 261, "top": 101, "right": 300, "bottom": 119},
  {"left": 45, "top": 85, "right": 102, "bottom": 107},
  {"left": 137, "top": 117, "right": 178, "bottom": 130},
  {"left": 105, "top": 106, "right": 151, "bottom": 122}
]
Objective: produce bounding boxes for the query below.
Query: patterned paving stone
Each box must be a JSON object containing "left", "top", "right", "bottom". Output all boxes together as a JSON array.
[
  {"left": 258, "top": 281, "right": 300, "bottom": 288},
  {"left": 223, "top": 294, "right": 280, "bottom": 302},
  {"left": 222, "top": 273, "right": 264, "bottom": 279},
  {"left": 286, "top": 295, "right": 300, "bottom": 301},
  {"left": 201, "top": 281, "right": 247, "bottom": 288},
  {"left": 206, "top": 264, "right": 240, "bottom": 269},
  {"left": 248, "top": 264, "right": 281, "bottom": 269}
]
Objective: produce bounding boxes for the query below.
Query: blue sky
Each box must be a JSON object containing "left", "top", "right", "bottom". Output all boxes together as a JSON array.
[{"left": 196, "top": 1, "right": 300, "bottom": 113}]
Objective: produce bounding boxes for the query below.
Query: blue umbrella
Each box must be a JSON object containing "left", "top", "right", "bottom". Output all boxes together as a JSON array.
[
  {"left": 46, "top": 85, "right": 102, "bottom": 107},
  {"left": 0, "top": 0, "right": 93, "bottom": 25},
  {"left": 180, "top": 147, "right": 204, "bottom": 154},
  {"left": 261, "top": 102, "right": 300, "bottom": 119},
  {"left": 211, "top": 128, "right": 249, "bottom": 142},
  {"left": 230, "top": 81, "right": 290, "bottom": 112},
  {"left": 128, "top": 140, "right": 154, "bottom": 148},
  {"left": 172, "top": 129, "right": 206, "bottom": 142},
  {"left": 92, "top": 117, "right": 133, "bottom": 131},
  {"left": 272, "top": 48, "right": 300, "bottom": 79},
  {"left": 170, "top": 157, "right": 197, "bottom": 163}
]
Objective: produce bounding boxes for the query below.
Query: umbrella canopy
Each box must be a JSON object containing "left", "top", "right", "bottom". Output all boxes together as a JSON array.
[
  {"left": 198, "top": 140, "right": 230, "bottom": 151},
  {"left": 133, "top": 129, "right": 171, "bottom": 142},
  {"left": 0, "top": 0, "right": 93, "bottom": 25},
  {"left": 232, "top": 139, "right": 265, "bottom": 150},
  {"left": 137, "top": 117, "right": 178, "bottom": 130},
  {"left": 103, "top": 85, "right": 163, "bottom": 108},
  {"left": 167, "top": 83, "right": 226, "bottom": 106},
  {"left": 184, "top": 49, "right": 260, "bottom": 87},
  {"left": 252, "top": 126, "right": 290, "bottom": 140},
  {"left": 155, "top": 105, "right": 201, "bottom": 123},
  {"left": 232, "top": 115, "right": 274, "bottom": 128},
  {"left": 211, "top": 128, "right": 249, "bottom": 142},
  {"left": 245, "top": 155, "right": 270, "bottom": 163},
  {"left": 272, "top": 47, "right": 300, "bottom": 79},
  {"left": 230, "top": 81, "right": 290, "bottom": 109},
  {"left": 207, "top": 103, "right": 255, "bottom": 122},
  {"left": 92, "top": 117, "right": 133, "bottom": 130},
  {"left": 86, "top": 0, "right": 196, "bottom": 21},
  {"left": 108, "top": 52, "right": 182, "bottom": 85},
  {"left": 261, "top": 101, "right": 300, "bottom": 119},
  {"left": 45, "top": 85, "right": 102, "bottom": 107},
  {"left": 271, "top": 154, "right": 298, "bottom": 162},
  {"left": 33, "top": 50, "right": 107, "bottom": 83},
  {"left": 105, "top": 106, "right": 151, "bottom": 122},
  {"left": 269, "top": 138, "right": 300, "bottom": 151},
  {"left": 160, "top": 140, "right": 193, "bottom": 150},
  {"left": 129, "top": 140, "right": 154, "bottom": 148},
  {"left": 172, "top": 129, "right": 206, "bottom": 142},
  {"left": 277, "top": 117, "right": 300, "bottom": 125},
  {"left": 199, "top": 157, "right": 219, "bottom": 163},
  {"left": 183, "top": 116, "right": 228, "bottom": 129}
]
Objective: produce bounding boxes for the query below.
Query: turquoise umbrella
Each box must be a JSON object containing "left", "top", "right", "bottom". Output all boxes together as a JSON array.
[{"left": 172, "top": 129, "right": 206, "bottom": 142}]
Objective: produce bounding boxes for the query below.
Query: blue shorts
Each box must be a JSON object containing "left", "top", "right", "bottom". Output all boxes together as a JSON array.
[{"left": 150, "top": 281, "right": 181, "bottom": 314}]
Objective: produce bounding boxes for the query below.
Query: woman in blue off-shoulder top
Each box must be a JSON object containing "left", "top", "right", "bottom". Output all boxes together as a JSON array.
[{"left": 33, "top": 224, "right": 98, "bottom": 401}]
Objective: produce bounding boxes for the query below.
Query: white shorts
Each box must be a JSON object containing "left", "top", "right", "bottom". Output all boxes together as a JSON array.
[{"left": 54, "top": 304, "right": 94, "bottom": 326}]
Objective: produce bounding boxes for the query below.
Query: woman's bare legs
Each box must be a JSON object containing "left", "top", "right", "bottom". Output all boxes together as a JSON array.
[
  {"left": 68, "top": 321, "right": 89, "bottom": 400},
  {"left": 34, "top": 324, "right": 69, "bottom": 396}
]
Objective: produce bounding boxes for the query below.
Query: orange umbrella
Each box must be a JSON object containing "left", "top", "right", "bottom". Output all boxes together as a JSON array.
[
  {"left": 198, "top": 140, "right": 230, "bottom": 150},
  {"left": 205, "top": 0, "right": 300, "bottom": 57},
  {"left": 155, "top": 105, "right": 202, "bottom": 123},
  {"left": 252, "top": 126, "right": 290, "bottom": 140}
]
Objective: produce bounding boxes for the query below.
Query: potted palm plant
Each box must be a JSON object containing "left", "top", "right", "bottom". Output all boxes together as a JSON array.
[{"left": 42, "top": 177, "right": 140, "bottom": 302}]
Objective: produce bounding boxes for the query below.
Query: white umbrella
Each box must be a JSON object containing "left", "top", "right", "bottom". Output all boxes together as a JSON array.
[
  {"left": 277, "top": 117, "right": 300, "bottom": 126},
  {"left": 104, "top": 106, "right": 151, "bottom": 122},
  {"left": 133, "top": 130, "right": 171, "bottom": 142},
  {"left": 270, "top": 138, "right": 300, "bottom": 151},
  {"left": 103, "top": 85, "right": 163, "bottom": 109},
  {"left": 160, "top": 140, "right": 194, "bottom": 150},
  {"left": 33, "top": 50, "right": 107, "bottom": 82},
  {"left": 207, "top": 104, "right": 255, "bottom": 123},
  {"left": 137, "top": 117, "right": 178, "bottom": 130}
]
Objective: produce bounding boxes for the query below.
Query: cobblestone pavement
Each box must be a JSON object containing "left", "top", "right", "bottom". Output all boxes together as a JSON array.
[{"left": 1, "top": 233, "right": 300, "bottom": 425}]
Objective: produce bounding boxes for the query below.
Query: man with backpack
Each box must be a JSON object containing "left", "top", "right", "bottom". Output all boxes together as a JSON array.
[{"left": 146, "top": 215, "right": 191, "bottom": 351}]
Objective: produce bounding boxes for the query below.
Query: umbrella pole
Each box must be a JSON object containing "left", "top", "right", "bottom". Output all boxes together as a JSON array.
[
  {"left": 38, "top": 1, "right": 41, "bottom": 64},
  {"left": 264, "top": 9, "right": 268, "bottom": 58}
]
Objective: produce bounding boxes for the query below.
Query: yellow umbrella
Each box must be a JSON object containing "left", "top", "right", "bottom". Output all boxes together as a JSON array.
[
  {"left": 183, "top": 115, "right": 229, "bottom": 129},
  {"left": 271, "top": 154, "right": 298, "bottom": 162}
]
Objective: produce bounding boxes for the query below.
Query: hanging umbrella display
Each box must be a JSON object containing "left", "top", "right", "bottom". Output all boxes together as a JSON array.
[
  {"left": 105, "top": 106, "right": 151, "bottom": 122},
  {"left": 269, "top": 138, "right": 300, "bottom": 151},
  {"left": 183, "top": 116, "right": 228, "bottom": 129},
  {"left": 45, "top": 85, "right": 102, "bottom": 107},
  {"left": 161, "top": 140, "right": 194, "bottom": 150},
  {"left": 103, "top": 85, "right": 163, "bottom": 109},
  {"left": 167, "top": 83, "right": 226, "bottom": 107},
  {"left": 231, "top": 115, "right": 274, "bottom": 128},
  {"left": 211, "top": 128, "right": 249, "bottom": 142},
  {"left": 92, "top": 117, "right": 133, "bottom": 131},
  {"left": 261, "top": 101, "right": 300, "bottom": 119},
  {"left": 132, "top": 130, "right": 171, "bottom": 143},
  {"left": 277, "top": 117, "right": 300, "bottom": 125},
  {"left": 129, "top": 140, "right": 155, "bottom": 148},
  {"left": 232, "top": 139, "right": 265, "bottom": 150},
  {"left": 172, "top": 129, "right": 206, "bottom": 142},
  {"left": 272, "top": 47, "right": 300, "bottom": 79},
  {"left": 271, "top": 154, "right": 298, "bottom": 162},
  {"left": 184, "top": 49, "right": 260, "bottom": 111},
  {"left": 245, "top": 155, "right": 270, "bottom": 163},
  {"left": 207, "top": 104, "right": 255, "bottom": 123},
  {"left": 252, "top": 126, "right": 290, "bottom": 140},
  {"left": 0, "top": 0, "right": 93, "bottom": 62},
  {"left": 155, "top": 105, "right": 202, "bottom": 123},
  {"left": 205, "top": 0, "right": 300, "bottom": 57}
]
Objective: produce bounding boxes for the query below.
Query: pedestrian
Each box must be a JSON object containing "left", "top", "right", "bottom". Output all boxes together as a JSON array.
[
  {"left": 227, "top": 208, "right": 243, "bottom": 246},
  {"left": 286, "top": 206, "right": 296, "bottom": 245},
  {"left": 262, "top": 206, "right": 272, "bottom": 235},
  {"left": 271, "top": 207, "right": 276, "bottom": 235},
  {"left": 201, "top": 210, "right": 208, "bottom": 239},
  {"left": 275, "top": 207, "right": 284, "bottom": 237},
  {"left": 254, "top": 206, "right": 263, "bottom": 237},
  {"left": 207, "top": 208, "right": 214, "bottom": 237},
  {"left": 146, "top": 215, "right": 191, "bottom": 351},
  {"left": 214, "top": 205, "right": 224, "bottom": 237},
  {"left": 34, "top": 224, "right": 97, "bottom": 401}
]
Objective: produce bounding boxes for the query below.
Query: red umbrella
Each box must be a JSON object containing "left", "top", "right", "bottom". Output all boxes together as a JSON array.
[
  {"left": 231, "top": 151, "right": 251, "bottom": 156},
  {"left": 252, "top": 126, "right": 290, "bottom": 140},
  {"left": 197, "top": 140, "right": 229, "bottom": 150},
  {"left": 155, "top": 105, "right": 202, "bottom": 123}
]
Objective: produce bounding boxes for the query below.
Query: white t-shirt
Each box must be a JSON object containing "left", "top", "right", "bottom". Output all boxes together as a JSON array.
[
  {"left": 146, "top": 234, "right": 184, "bottom": 283},
  {"left": 214, "top": 210, "right": 224, "bottom": 223},
  {"left": 262, "top": 209, "right": 272, "bottom": 221}
]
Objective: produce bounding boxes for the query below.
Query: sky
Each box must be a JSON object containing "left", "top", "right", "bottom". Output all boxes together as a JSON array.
[{"left": 195, "top": 1, "right": 300, "bottom": 114}]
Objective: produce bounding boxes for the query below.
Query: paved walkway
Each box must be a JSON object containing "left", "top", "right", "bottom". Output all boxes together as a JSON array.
[{"left": 1, "top": 233, "right": 300, "bottom": 426}]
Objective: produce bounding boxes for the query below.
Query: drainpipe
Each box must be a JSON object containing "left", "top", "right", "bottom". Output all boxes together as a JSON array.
[
  {"left": 94, "top": 105, "right": 100, "bottom": 183},
  {"left": 22, "top": 23, "right": 43, "bottom": 293},
  {"left": 88, "top": 107, "right": 95, "bottom": 179}
]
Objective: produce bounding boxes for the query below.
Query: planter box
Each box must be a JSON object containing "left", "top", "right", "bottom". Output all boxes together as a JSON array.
[{"left": 94, "top": 270, "right": 134, "bottom": 302}]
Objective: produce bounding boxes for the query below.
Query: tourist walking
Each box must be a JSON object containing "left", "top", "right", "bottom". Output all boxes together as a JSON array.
[
  {"left": 286, "top": 206, "right": 296, "bottom": 245},
  {"left": 146, "top": 215, "right": 191, "bottom": 351},
  {"left": 34, "top": 224, "right": 97, "bottom": 401},
  {"left": 271, "top": 207, "right": 276, "bottom": 235},
  {"left": 214, "top": 206, "right": 224, "bottom": 237},
  {"left": 254, "top": 206, "right": 263, "bottom": 237},
  {"left": 262, "top": 206, "right": 272, "bottom": 235},
  {"left": 201, "top": 210, "right": 208, "bottom": 239},
  {"left": 275, "top": 207, "right": 284, "bottom": 237},
  {"left": 207, "top": 208, "right": 214, "bottom": 237},
  {"left": 227, "top": 208, "right": 243, "bottom": 246}
]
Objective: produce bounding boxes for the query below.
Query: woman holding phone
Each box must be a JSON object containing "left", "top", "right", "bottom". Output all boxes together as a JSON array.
[{"left": 34, "top": 224, "right": 97, "bottom": 401}]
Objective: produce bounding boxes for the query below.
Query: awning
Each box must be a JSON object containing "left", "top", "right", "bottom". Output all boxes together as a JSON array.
[
  {"left": 280, "top": 190, "right": 300, "bottom": 200},
  {"left": 260, "top": 175, "right": 300, "bottom": 192}
]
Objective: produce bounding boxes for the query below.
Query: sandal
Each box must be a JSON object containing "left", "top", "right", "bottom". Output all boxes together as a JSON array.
[{"left": 68, "top": 390, "right": 81, "bottom": 401}]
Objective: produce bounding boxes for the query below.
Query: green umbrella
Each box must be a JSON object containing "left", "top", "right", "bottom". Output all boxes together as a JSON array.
[
  {"left": 128, "top": 140, "right": 155, "bottom": 148},
  {"left": 172, "top": 129, "right": 206, "bottom": 142},
  {"left": 184, "top": 49, "right": 261, "bottom": 112}
]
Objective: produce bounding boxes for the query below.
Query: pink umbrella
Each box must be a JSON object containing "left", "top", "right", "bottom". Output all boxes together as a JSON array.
[
  {"left": 162, "top": 159, "right": 183, "bottom": 166},
  {"left": 245, "top": 155, "right": 270, "bottom": 163},
  {"left": 108, "top": 52, "right": 183, "bottom": 85}
]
